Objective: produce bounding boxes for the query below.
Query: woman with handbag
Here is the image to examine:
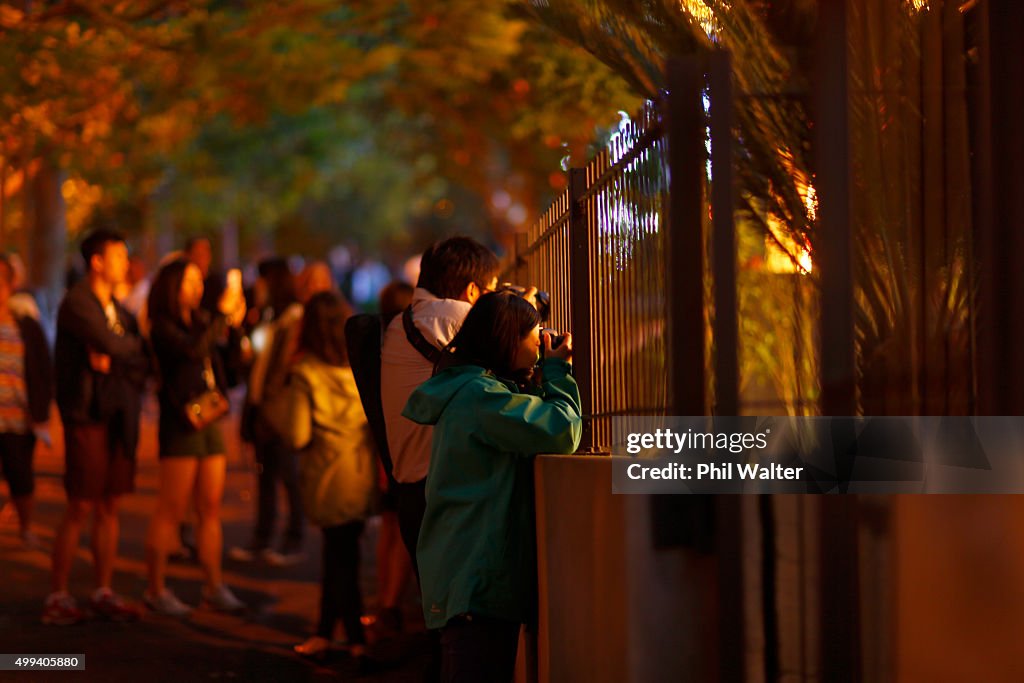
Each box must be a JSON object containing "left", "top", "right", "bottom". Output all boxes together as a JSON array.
[
  {"left": 263, "top": 291, "right": 377, "bottom": 667},
  {"left": 143, "top": 257, "right": 247, "bottom": 616}
]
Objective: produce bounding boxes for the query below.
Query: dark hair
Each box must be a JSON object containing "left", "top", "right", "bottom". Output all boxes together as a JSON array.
[
  {"left": 200, "top": 269, "right": 225, "bottom": 314},
  {"left": 416, "top": 236, "right": 499, "bottom": 300},
  {"left": 300, "top": 291, "right": 354, "bottom": 367},
  {"left": 379, "top": 280, "right": 414, "bottom": 325},
  {"left": 258, "top": 257, "right": 296, "bottom": 320},
  {"left": 80, "top": 228, "right": 126, "bottom": 267},
  {"left": 0, "top": 254, "right": 11, "bottom": 284},
  {"left": 442, "top": 292, "right": 540, "bottom": 380},
  {"left": 148, "top": 258, "right": 191, "bottom": 325}
]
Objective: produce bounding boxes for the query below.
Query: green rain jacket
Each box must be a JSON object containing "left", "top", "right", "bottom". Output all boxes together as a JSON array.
[{"left": 402, "top": 358, "right": 582, "bottom": 629}]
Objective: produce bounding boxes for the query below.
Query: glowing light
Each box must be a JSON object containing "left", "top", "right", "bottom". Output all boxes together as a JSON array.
[
  {"left": 679, "top": 0, "right": 726, "bottom": 38},
  {"left": 507, "top": 203, "right": 528, "bottom": 225},
  {"left": 251, "top": 326, "right": 269, "bottom": 355},
  {"left": 798, "top": 248, "right": 813, "bottom": 274},
  {"left": 907, "top": 0, "right": 928, "bottom": 12},
  {"left": 762, "top": 210, "right": 813, "bottom": 276},
  {"left": 803, "top": 183, "right": 818, "bottom": 224},
  {"left": 491, "top": 190, "right": 511, "bottom": 210},
  {"left": 616, "top": 111, "right": 629, "bottom": 132}
]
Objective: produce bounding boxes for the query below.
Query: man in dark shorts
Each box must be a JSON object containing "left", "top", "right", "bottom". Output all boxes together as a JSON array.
[{"left": 43, "top": 229, "right": 149, "bottom": 625}]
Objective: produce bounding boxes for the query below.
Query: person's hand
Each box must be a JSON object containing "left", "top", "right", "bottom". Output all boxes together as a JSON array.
[
  {"left": 89, "top": 350, "right": 112, "bottom": 374},
  {"left": 543, "top": 331, "right": 572, "bottom": 363},
  {"left": 219, "top": 288, "right": 246, "bottom": 327},
  {"left": 218, "top": 286, "right": 239, "bottom": 314},
  {"left": 239, "top": 335, "right": 254, "bottom": 364},
  {"left": 523, "top": 286, "right": 539, "bottom": 310},
  {"left": 228, "top": 300, "right": 247, "bottom": 327}
]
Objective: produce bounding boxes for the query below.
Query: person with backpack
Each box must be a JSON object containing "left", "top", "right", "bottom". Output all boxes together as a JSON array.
[
  {"left": 345, "top": 280, "right": 415, "bottom": 635},
  {"left": 379, "top": 237, "right": 502, "bottom": 577}
]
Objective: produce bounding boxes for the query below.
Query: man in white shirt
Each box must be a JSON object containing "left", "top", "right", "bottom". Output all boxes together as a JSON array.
[{"left": 381, "top": 237, "right": 502, "bottom": 576}]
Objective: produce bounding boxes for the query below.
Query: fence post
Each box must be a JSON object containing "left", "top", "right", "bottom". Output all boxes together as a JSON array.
[
  {"left": 706, "top": 48, "right": 747, "bottom": 683},
  {"left": 666, "top": 57, "right": 707, "bottom": 416},
  {"left": 708, "top": 49, "right": 739, "bottom": 417},
  {"left": 568, "top": 167, "right": 595, "bottom": 453},
  {"left": 814, "top": 1, "right": 862, "bottom": 682}
]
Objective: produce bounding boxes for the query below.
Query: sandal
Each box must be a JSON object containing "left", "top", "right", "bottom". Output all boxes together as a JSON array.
[{"left": 294, "top": 636, "right": 331, "bottom": 661}]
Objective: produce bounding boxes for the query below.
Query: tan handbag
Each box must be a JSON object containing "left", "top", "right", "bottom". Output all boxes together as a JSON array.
[{"left": 185, "top": 357, "right": 230, "bottom": 430}]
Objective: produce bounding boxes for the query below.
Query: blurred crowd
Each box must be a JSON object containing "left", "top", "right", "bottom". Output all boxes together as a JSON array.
[{"left": 0, "top": 230, "right": 581, "bottom": 682}]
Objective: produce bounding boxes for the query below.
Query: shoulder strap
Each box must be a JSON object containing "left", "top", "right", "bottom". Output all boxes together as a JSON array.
[{"left": 402, "top": 305, "right": 442, "bottom": 365}]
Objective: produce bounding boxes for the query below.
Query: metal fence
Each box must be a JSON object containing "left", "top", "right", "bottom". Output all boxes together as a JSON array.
[{"left": 504, "top": 93, "right": 702, "bottom": 451}]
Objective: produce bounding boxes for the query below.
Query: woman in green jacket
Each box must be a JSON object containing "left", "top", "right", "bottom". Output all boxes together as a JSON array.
[{"left": 403, "top": 292, "right": 581, "bottom": 682}]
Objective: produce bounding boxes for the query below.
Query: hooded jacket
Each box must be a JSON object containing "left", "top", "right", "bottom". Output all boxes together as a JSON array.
[
  {"left": 266, "top": 354, "right": 377, "bottom": 528},
  {"left": 402, "top": 357, "right": 582, "bottom": 629}
]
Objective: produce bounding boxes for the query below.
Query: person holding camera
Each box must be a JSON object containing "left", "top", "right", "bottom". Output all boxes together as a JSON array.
[
  {"left": 402, "top": 292, "right": 581, "bottom": 682},
  {"left": 143, "top": 257, "right": 247, "bottom": 616}
]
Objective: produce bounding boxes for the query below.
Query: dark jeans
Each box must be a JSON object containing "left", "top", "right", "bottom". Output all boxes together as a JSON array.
[
  {"left": 396, "top": 478, "right": 441, "bottom": 682},
  {"left": 318, "top": 522, "right": 366, "bottom": 644},
  {"left": 441, "top": 615, "right": 520, "bottom": 683},
  {"left": 254, "top": 434, "right": 303, "bottom": 551},
  {"left": 394, "top": 479, "right": 426, "bottom": 580},
  {"left": 0, "top": 432, "right": 35, "bottom": 497}
]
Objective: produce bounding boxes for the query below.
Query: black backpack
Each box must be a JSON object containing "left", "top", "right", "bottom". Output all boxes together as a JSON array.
[
  {"left": 346, "top": 307, "right": 447, "bottom": 484},
  {"left": 345, "top": 313, "right": 394, "bottom": 480}
]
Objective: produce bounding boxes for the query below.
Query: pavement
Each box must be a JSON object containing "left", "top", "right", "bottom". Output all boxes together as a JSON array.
[{"left": 0, "top": 400, "right": 430, "bottom": 682}]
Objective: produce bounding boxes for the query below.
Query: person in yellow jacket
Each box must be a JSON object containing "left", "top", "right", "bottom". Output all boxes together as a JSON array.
[{"left": 265, "top": 291, "right": 377, "bottom": 668}]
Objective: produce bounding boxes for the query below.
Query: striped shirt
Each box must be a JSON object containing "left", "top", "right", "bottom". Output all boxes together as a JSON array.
[{"left": 0, "top": 318, "right": 28, "bottom": 434}]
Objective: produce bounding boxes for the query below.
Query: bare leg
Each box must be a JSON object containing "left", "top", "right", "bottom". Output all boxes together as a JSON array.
[
  {"left": 195, "top": 455, "right": 227, "bottom": 590},
  {"left": 51, "top": 499, "right": 92, "bottom": 593},
  {"left": 145, "top": 458, "right": 197, "bottom": 595},
  {"left": 92, "top": 496, "right": 121, "bottom": 591},
  {"left": 13, "top": 495, "right": 33, "bottom": 537}
]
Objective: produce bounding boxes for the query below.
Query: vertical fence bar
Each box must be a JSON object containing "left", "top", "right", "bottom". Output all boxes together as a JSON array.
[
  {"left": 515, "top": 231, "right": 527, "bottom": 284},
  {"left": 814, "top": 1, "right": 862, "bottom": 682},
  {"left": 816, "top": 2, "right": 856, "bottom": 417},
  {"left": 707, "top": 48, "right": 745, "bottom": 683},
  {"left": 568, "top": 167, "right": 595, "bottom": 452},
  {"left": 666, "top": 57, "right": 707, "bottom": 416},
  {"left": 709, "top": 49, "right": 739, "bottom": 417},
  {"left": 976, "top": 0, "right": 1024, "bottom": 415}
]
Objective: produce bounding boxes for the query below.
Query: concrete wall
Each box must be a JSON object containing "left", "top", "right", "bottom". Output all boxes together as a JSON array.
[{"left": 534, "top": 455, "right": 719, "bottom": 682}]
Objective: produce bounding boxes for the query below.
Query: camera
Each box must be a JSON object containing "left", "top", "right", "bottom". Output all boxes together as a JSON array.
[
  {"left": 539, "top": 327, "right": 566, "bottom": 359},
  {"left": 495, "top": 283, "right": 567, "bottom": 359},
  {"left": 496, "top": 282, "right": 551, "bottom": 322}
]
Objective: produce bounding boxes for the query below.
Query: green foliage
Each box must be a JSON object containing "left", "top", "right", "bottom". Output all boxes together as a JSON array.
[{"left": 1, "top": 0, "right": 641, "bottom": 260}]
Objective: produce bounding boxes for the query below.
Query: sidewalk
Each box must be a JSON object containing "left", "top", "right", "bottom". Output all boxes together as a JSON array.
[{"left": 0, "top": 404, "right": 429, "bottom": 681}]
